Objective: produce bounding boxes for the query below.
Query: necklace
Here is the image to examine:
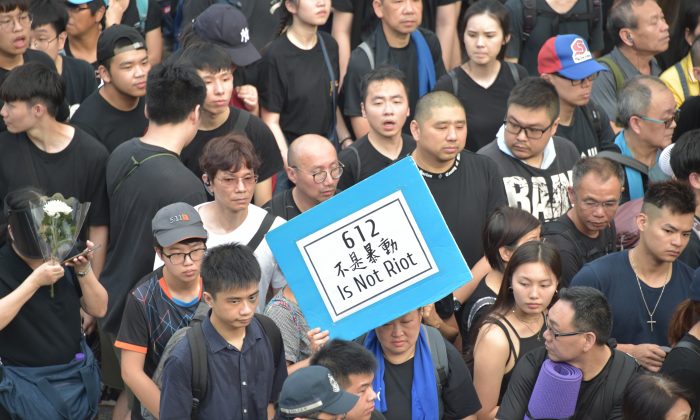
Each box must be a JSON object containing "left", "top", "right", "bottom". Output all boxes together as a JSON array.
[
  {"left": 631, "top": 255, "right": 671, "bottom": 332},
  {"left": 512, "top": 309, "right": 541, "bottom": 341}
]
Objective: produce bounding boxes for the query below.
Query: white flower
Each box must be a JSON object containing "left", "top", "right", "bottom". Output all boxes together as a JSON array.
[{"left": 43, "top": 200, "right": 73, "bottom": 218}]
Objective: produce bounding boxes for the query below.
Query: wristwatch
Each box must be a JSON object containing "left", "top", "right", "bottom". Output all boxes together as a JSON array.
[{"left": 453, "top": 296, "right": 462, "bottom": 313}]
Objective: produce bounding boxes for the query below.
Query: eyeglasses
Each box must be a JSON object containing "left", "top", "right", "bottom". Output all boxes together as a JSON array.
[
  {"left": 544, "top": 314, "right": 588, "bottom": 339},
  {"left": 31, "top": 35, "right": 58, "bottom": 49},
  {"left": 503, "top": 119, "right": 556, "bottom": 140},
  {"left": 578, "top": 198, "right": 619, "bottom": 210},
  {"left": 0, "top": 12, "right": 32, "bottom": 31},
  {"left": 214, "top": 174, "right": 258, "bottom": 188},
  {"left": 634, "top": 109, "right": 680, "bottom": 129},
  {"left": 291, "top": 162, "right": 344, "bottom": 184},
  {"left": 161, "top": 248, "right": 207, "bottom": 265},
  {"left": 554, "top": 72, "right": 599, "bottom": 86}
]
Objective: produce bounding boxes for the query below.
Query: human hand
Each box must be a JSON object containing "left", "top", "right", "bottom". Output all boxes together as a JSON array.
[
  {"left": 340, "top": 138, "right": 353, "bottom": 149},
  {"left": 81, "top": 308, "right": 97, "bottom": 334},
  {"left": 420, "top": 304, "right": 443, "bottom": 329},
  {"left": 307, "top": 327, "right": 330, "bottom": 353},
  {"left": 630, "top": 343, "right": 667, "bottom": 372},
  {"left": 236, "top": 85, "right": 259, "bottom": 115},
  {"left": 29, "top": 260, "right": 64, "bottom": 288},
  {"left": 104, "top": 0, "right": 128, "bottom": 27},
  {"left": 63, "top": 241, "right": 97, "bottom": 273}
]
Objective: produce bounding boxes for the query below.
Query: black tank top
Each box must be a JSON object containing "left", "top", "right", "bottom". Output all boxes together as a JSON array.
[{"left": 493, "top": 315, "right": 546, "bottom": 403}]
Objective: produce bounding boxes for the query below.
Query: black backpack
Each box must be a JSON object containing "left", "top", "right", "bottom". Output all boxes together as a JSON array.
[{"left": 521, "top": 0, "right": 601, "bottom": 42}]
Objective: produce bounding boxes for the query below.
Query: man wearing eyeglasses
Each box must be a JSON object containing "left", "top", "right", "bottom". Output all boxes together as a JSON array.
[
  {"left": 64, "top": 0, "right": 105, "bottom": 70},
  {"left": 478, "top": 77, "right": 580, "bottom": 224},
  {"left": 538, "top": 35, "right": 616, "bottom": 158},
  {"left": 497, "top": 286, "right": 639, "bottom": 420},
  {"left": 612, "top": 75, "right": 678, "bottom": 204},
  {"left": 115, "top": 202, "right": 208, "bottom": 420},
  {"left": 264, "top": 134, "right": 342, "bottom": 221},
  {"left": 542, "top": 157, "right": 623, "bottom": 286}
]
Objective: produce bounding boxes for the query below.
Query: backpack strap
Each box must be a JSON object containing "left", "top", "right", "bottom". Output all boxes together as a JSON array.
[
  {"left": 423, "top": 325, "right": 448, "bottom": 393},
  {"left": 466, "top": 296, "right": 496, "bottom": 331},
  {"left": 674, "top": 62, "right": 690, "bottom": 101},
  {"left": 359, "top": 42, "right": 375, "bottom": 70},
  {"left": 447, "top": 69, "right": 459, "bottom": 97},
  {"left": 349, "top": 145, "right": 362, "bottom": 185},
  {"left": 505, "top": 62, "right": 521, "bottom": 84},
  {"left": 317, "top": 34, "right": 339, "bottom": 148},
  {"left": 186, "top": 321, "right": 208, "bottom": 420},
  {"left": 673, "top": 340, "right": 700, "bottom": 359},
  {"left": 597, "top": 56, "right": 625, "bottom": 93},
  {"left": 601, "top": 350, "right": 639, "bottom": 417},
  {"left": 596, "top": 151, "right": 649, "bottom": 175},
  {"left": 232, "top": 109, "right": 250, "bottom": 134},
  {"left": 254, "top": 313, "right": 282, "bottom": 370},
  {"left": 113, "top": 153, "right": 179, "bottom": 194},
  {"left": 521, "top": 0, "right": 537, "bottom": 41},
  {"left": 246, "top": 211, "right": 276, "bottom": 251},
  {"left": 581, "top": 102, "right": 603, "bottom": 144}
]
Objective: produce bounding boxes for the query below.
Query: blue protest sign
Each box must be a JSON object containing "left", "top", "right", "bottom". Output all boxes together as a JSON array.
[{"left": 266, "top": 157, "right": 472, "bottom": 339}]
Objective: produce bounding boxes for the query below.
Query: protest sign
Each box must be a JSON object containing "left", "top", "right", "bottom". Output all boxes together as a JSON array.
[{"left": 266, "top": 157, "right": 472, "bottom": 339}]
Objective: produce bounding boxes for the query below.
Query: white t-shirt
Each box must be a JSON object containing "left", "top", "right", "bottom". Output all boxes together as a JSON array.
[{"left": 154, "top": 203, "right": 287, "bottom": 313}]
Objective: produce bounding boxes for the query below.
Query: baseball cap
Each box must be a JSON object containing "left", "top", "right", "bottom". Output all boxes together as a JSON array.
[
  {"left": 192, "top": 4, "right": 261, "bottom": 67},
  {"left": 151, "top": 202, "right": 208, "bottom": 248},
  {"left": 538, "top": 34, "right": 607, "bottom": 80},
  {"left": 97, "top": 24, "right": 146, "bottom": 66},
  {"left": 278, "top": 366, "right": 359, "bottom": 418},
  {"left": 65, "top": 0, "right": 106, "bottom": 6},
  {"left": 691, "top": 268, "right": 700, "bottom": 301}
]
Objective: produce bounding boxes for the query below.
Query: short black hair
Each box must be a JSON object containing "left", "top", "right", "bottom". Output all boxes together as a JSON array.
[
  {"left": 0, "top": 0, "right": 28, "bottom": 13},
  {"left": 558, "top": 286, "right": 612, "bottom": 345},
  {"left": 145, "top": 63, "right": 206, "bottom": 125},
  {"left": 507, "top": 77, "right": 560, "bottom": 122},
  {"left": 642, "top": 179, "right": 696, "bottom": 216},
  {"left": 360, "top": 65, "right": 408, "bottom": 103},
  {"left": 200, "top": 243, "right": 260, "bottom": 296},
  {"left": 176, "top": 41, "right": 232, "bottom": 74},
  {"left": 670, "top": 129, "right": 700, "bottom": 182},
  {"left": 29, "top": 0, "right": 67, "bottom": 33},
  {"left": 310, "top": 339, "right": 377, "bottom": 388},
  {"left": 0, "top": 62, "right": 65, "bottom": 117}
]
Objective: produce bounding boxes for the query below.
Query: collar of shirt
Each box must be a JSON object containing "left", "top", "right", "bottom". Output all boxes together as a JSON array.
[
  {"left": 496, "top": 124, "right": 557, "bottom": 169},
  {"left": 201, "top": 311, "right": 264, "bottom": 353}
]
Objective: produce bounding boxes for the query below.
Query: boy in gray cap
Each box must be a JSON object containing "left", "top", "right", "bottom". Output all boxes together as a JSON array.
[
  {"left": 277, "top": 365, "right": 359, "bottom": 420},
  {"left": 115, "top": 202, "right": 208, "bottom": 419}
]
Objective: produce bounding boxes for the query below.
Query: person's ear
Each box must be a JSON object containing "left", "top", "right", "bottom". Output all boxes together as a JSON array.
[
  {"left": 203, "top": 291, "right": 214, "bottom": 306},
  {"left": 582, "top": 332, "right": 596, "bottom": 352},
  {"left": 97, "top": 65, "right": 111, "bottom": 84},
  {"left": 57, "top": 31, "right": 67, "bottom": 50},
  {"left": 541, "top": 73, "right": 553, "bottom": 83},
  {"left": 620, "top": 29, "right": 634, "bottom": 47},
  {"left": 636, "top": 212, "right": 648, "bottom": 232},
  {"left": 286, "top": 165, "right": 297, "bottom": 183},
  {"left": 372, "top": 0, "right": 384, "bottom": 19},
  {"left": 409, "top": 120, "right": 421, "bottom": 142},
  {"left": 688, "top": 172, "right": 700, "bottom": 191},
  {"left": 192, "top": 104, "right": 201, "bottom": 124},
  {"left": 628, "top": 115, "right": 643, "bottom": 135},
  {"left": 503, "top": 33, "right": 511, "bottom": 45},
  {"left": 549, "top": 116, "right": 560, "bottom": 135},
  {"left": 498, "top": 245, "right": 514, "bottom": 264},
  {"left": 360, "top": 102, "right": 366, "bottom": 118},
  {"left": 94, "top": 5, "right": 106, "bottom": 23},
  {"left": 567, "top": 186, "right": 575, "bottom": 206}
]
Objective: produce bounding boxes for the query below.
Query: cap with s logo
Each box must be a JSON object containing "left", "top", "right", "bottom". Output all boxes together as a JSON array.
[{"left": 537, "top": 34, "right": 607, "bottom": 80}]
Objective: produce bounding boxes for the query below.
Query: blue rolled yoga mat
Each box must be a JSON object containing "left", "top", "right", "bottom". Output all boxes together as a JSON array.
[{"left": 524, "top": 359, "right": 582, "bottom": 420}]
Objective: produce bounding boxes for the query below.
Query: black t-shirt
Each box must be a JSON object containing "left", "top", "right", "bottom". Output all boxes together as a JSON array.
[
  {"left": 262, "top": 189, "right": 302, "bottom": 221},
  {"left": 497, "top": 347, "right": 638, "bottom": 420},
  {"left": 660, "top": 334, "right": 700, "bottom": 415},
  {"left": 100, "top": 138, "right": 207, "bottom": 335},
  {"left": 381, "top": 339, "right": 481, "bottom": 419},
  {"left": 61, "top": 55, "right": 97, "bottom": 109},
  {"left": 420, "top": 151, "right": 507, "bottom": 267},
  {"left": 260, "top": 31, "right": 339, "bottom": 143},
  {"left": 435, "top": 63, "right": 528, "bottom": 152},
  {"left": 180, "top": 107, "right": 282, "bottom": 182},
  {"left": 63, "top": 41, "right": 98, "bottom": 78},
  {"left": 555, "top": 103, "right": 616, "bottom": 157},
  {"left": 673, "top": 95, "right": 700, "bottom": 142},
  {"left": 478, "top": 137, "right": 581, "bottom": 223},
  {"left": 119, "top": 0, "right": 162, "bottom": 35},
  {"left": 542, "top": 213, "right": 616, "bottom": 286},
  {"left": 0, "top": 128, "right": 109, "bottom": 230},
  {"left": 338, "top": 134, "right": 415, "bottom": 190},
  {"left": 342, "top": 27, "right": 446, "bottom": 134},
  {"left": 679, "top": 217, "right": 700, "bottom": 269},
  {"left": 71, "top": 92, "right": 148, "bottom": 152},
  {"left": 0, "top": 243, "right": 82, "bottom": 366},
  {"left": 459, "top": 278, "right": 497, "bottom": 350}
]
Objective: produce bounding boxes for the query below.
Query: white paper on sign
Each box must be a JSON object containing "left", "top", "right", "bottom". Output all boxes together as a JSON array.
[{"left": 297, "top": 190, "right": 439, "bottom": 322}]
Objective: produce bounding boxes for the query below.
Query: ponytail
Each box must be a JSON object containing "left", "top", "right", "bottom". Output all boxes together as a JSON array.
[{"left": 668, "top": 299, "right": 700, "bottom": 345}]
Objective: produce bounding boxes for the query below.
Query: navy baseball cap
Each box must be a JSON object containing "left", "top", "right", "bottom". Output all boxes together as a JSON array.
[
  {"left": 538, "top": 34, "right": 607, "bottom": 80},
  {"left": 278, "top": 366, "right": 359, "bottom": 417},
  {"left": 192, "top": 4, "right": 261, "bottom": 67}
]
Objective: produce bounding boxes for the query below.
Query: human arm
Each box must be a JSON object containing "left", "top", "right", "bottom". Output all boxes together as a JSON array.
[
  {"left": 66, "top": 241, "right": 108, "bottom": 318},
  {"left": 473, "top": 323, "right": 512, "bottom": 420},
  {"left": 145, "top": 28, "right": 163, "bottom": 65},
  {"left": 616, "top": 343, "right": 666, "bottom": 372},
  {"left": 331, "top": 10, "right": 353, "bottom": 84},
  {"left": 159, "top": 343, "right": 193, "bottom": 420},
  {"left": 0, "top": 261, "right": 64, "bottom": 330},
  {"left": 591, "top": 69, "right": 619, "bottom": 125},
  {"left": 454, "top": 256, "right": 491, "bottom": 304},
  {"left": 87, "top": 225, "right": 107, "bottom": 278},
  {"left": 436, "top": 2, "right": 461, "bottom": 70},
  {"left": 261, "top": 108, "right": 289, "bottom": 167},
  {"left": 285, "top": 327, "right": 330, "bottom": 375},
  {"left": 254, "top": 178, "right": 273, "bottom": 207},
  {"left": 422, "top": 303, "right": 459, "bottom": 342},
  {"left": 236, "top": 85, "right": 260, "bottom": 116},
  {"left": 336, "top": 108, "right": 353, "bottom": 149},
  {"left": 121, "top": 350, "right": 162, "bottom": 417},
  {"left": 104, "top": 0, "right": 128, "bottom": 28},
  {"left": 350, "top": 117, "right": 370, "bottom": 139},
  {"left": 495, "top": 350, "right": 542, "bottom": 420},
  {"left": 503, "top": 0, "right": 523, "bottom": 63},
  {"left": 443, "top": 336, "right": 482, "bottom": 419}
]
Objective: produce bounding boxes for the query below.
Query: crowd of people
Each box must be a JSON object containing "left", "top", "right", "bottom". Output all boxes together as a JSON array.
[{"left": 1, "top": 0, "right": 700, "bottom": 419}]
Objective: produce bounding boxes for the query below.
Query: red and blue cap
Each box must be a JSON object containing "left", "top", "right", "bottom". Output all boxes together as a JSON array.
[{"left": 538, "top": 34, "right": 607, "bottom": 80}]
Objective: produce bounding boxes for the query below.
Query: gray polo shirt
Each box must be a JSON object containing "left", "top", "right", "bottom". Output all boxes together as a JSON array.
[{"left": 591, "top": 47, "right": 662, "bottom": 122}]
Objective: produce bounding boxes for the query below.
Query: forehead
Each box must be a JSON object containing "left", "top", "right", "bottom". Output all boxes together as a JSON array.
[
  {"left": 577, "top": 172, "right": 623, "bottom": 191},
  {"left": 32, "top": 24, "right": 57, "bottom": 36},
  {"left": 649, "top": 205, "right": 694, "bottom": 226},
  {"left": 165, "top": 240, "right": 205, "bottom": 251},
  {"left": 548, "top": 300, "right": 575, "bottom": 325},
  {"left": 346, "top": 372, "right": 374, "bottom": 388},
  {"left": 424, "top": 105, "right": 465, "bottom": 123},
  {"left": 512, "top": 261, "right": 554, "bottom": 281},
  {"left": 466, "top": 13, "right": 502, "bottom": 30},
  {"left": 506, "top": 104, "right": 552, "bottom": 126},
  {"left": 647, "top": 87, "right": 675, "bottom": 113},
  {"left": 220, "top": 165, "right": 253, "bottom": 176},
  {"left": 632, "top": 0, "right": 661, "bottom": 19},
  {"left": 0, "top": 7, "right": 24, "bottom": 16},
  {"left": 298, "top": 147, "right": 338, "bottom": 168},
  {"left": 216, "top": 283, "right": 259, "bottom": 298},
  {"left": 367, "top": 79, "right": 407, "bottom": 97},
  {"left": 111, "top": 48, "right": 148, "bottom": 65},
  {"left": 197, "top": 68, "right": 232, "bottom": 79}
]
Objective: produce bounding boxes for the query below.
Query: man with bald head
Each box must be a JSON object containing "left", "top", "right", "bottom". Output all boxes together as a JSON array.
[
  {"left": 410, "top": 91, "right": 506, "bottom": 329},
  {"left": 263, "top": 134, "right": 342, "bottom": 220}
]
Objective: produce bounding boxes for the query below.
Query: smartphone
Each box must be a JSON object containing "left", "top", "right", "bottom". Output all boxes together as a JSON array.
[{"left": 62, "top": 244, "right": 102, "bottom": 264}]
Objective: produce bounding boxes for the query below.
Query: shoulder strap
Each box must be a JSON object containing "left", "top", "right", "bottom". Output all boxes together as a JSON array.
[
  {"left": 317, "top": 34, "right": 339, "bottom": 148},
  {"left": 254, "top": 313, "right": 282, "bottom": 369},
  {"left": 447, "top": 69, "right": 459, "bottom": 97},
  {"left": 424, "top": 325, "right": 448, "bottom": 391},
  {"left": 187, "top": 321, "right": 208, "bottom": 420},
  {"left": 136, "top": 0, "right": 148, "bottom": 33},
  {"left": 358, "top": 42, "right": 375, "bottom": 70},
  {"left": 598, "top": 56, "right": 625, "bottom": 93},
  {"left": 492, "top": 319, "right": 517, "bottom": 366},
  {"left": 596, "top": 151, "right": 649, "bottom": 175},
  {"left": 582, "top": 102, "right": 603, "bottom": 143},
  {"left": 673, "top": 340, "right": 700, "bottom": 358},
  {"left": 246, "top": 211, "right": 276, "bottom": 251},
  {"left": 467, "top": 296, "right": 496, "bottom": 331},
  {"left": 674, "top": 62, "right": 690, "bottom": 101},
  {"left": 349, "top": 145, "right": 362, "bottom": 184},
  {"left": 506, "top": 62, "right": 520, "bottom": 84},
  {"left": 232, "top": 110, "right": 250, "bottom": 134},
  {"left": 521, "top": 0, "right": 537, "bottom": 41},
  {"left": 602, "top": 351, "right": 638, "bottom": 416},
  {"left": 113, "top": 153, "right": 179, "bottom": 194},
  {"left": 269, "top": 191, "right": 289, "bottom": 220}
]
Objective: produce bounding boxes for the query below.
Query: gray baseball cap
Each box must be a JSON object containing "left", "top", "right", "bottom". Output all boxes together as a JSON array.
[{"left": 152, "top": 202, "right": 207, "bottom": 247}]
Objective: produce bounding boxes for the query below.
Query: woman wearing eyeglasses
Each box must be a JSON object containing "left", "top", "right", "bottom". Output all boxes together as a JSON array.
[{"left": 468, "top": 241, "right": 560, "bottom": 420}]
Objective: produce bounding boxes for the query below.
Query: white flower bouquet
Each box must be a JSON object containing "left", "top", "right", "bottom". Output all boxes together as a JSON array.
[{"left": 29, "top": 193, "right": 90, "bottom": 297}]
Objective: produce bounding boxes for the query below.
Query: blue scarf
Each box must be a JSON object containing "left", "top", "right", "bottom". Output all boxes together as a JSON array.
[
  {"left": 614, "top": 131, "right": 646, "bottom": 200},
  {"left": 411, "top": 31, "right": 436, "bottom": 97},
  {"left": 363, "top": 327, "right": 439, "bottom": 420}
]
